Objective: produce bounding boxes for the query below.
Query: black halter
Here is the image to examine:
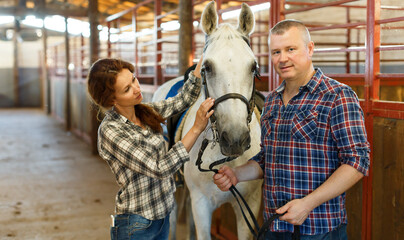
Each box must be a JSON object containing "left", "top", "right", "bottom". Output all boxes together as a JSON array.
[{"left": 201, "top": 34, "right": 260, "bottom": 134}]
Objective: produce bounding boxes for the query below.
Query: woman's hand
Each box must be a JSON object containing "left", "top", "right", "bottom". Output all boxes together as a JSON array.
[
  {"left": 193, "top": 97, "right": 214, "bottom": 134},
  {"left": 193, "top": 56, "right": 204, "bottom": 78},
  {"left": 181, "top": 97, "right": 214, "bottom": 153}
]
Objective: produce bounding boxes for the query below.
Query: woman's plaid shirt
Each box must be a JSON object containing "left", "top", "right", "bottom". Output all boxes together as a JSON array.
[
  {"left": 252, "top": 68, "right": 370, "bottom": 235},
  {"left": 98, "top": 72, "right": 201, "bottom": 220}
]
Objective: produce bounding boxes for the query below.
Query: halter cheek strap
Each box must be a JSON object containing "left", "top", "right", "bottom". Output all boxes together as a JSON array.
[{"left": 201, "top": 67, "right": 259, "bottom": 132}]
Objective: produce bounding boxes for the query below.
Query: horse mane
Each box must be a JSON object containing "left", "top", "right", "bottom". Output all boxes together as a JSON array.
[{"left": 204, "top": 23, "right": 251, "bottom": 52}]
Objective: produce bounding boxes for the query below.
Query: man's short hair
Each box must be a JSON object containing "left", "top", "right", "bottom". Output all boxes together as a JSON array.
[{"left": 269, "top": 19, "right": 311, "bottom": 45}]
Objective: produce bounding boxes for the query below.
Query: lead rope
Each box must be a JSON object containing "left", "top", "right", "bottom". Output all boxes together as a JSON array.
[{"left": 196, "top": 138, "right": 301, "bottom": 240}]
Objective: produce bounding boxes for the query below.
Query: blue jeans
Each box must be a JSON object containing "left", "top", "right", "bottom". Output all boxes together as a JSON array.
[
  {"left": 110, "top": 213, "right": 170, "bottom": 240},
  {"left": 264, "top": 224, "right": 347, "bottom": 240}
]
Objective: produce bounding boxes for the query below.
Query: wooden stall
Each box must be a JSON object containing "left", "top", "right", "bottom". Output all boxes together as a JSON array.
[{"left": 44, "top": 1, "right": 404, "bottom": 239}]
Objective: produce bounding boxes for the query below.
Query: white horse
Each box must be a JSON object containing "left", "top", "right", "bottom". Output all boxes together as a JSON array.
[{"left": 153, "top": 2, "right": 262, "bottom": 239}]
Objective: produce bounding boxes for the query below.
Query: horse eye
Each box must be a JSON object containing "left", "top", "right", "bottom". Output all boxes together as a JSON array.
[{"left": 204, "top": 65, "right": 211, "bottom": 73}]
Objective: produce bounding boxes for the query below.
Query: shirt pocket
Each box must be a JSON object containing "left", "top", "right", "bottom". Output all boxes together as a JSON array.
[
  {"left": 291, "top": 109, "right": 318, "bottom": 141},
  {"left": 261, "top": 112, "right": 276, "bottom": 139}
]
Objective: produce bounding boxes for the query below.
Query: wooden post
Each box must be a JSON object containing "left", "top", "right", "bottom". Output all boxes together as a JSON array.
[
  {"left": 88, "top": 0, "right": 100, "bottom": 154},
  {"left": 178, "top": 0, "right": 193, "bottom": 76},
  {"left": 42, "top": 25, "right": 50, "bottom": 114},
  {"left": 13, "top": 17, "right": 20, "bottom": 107},
  {"left": 38, "top": 0, "right": 51, "bottom": 114},
  {"left": 132, "top": 9, "right": 139, "bottom": 74},
  {"left": 89, "top": 0, "right": 99, "bottom": 64},
  {"left": 64, "top": 16, "right": 71, "bottom": 131},
  {"left": 154, "top": 0, "right": 162, "bottom": 85}
]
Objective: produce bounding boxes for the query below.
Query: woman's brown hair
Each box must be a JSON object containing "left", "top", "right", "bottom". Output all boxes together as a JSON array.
[{"left": 87, "top": 58, "right": 165, "bottom": 133}]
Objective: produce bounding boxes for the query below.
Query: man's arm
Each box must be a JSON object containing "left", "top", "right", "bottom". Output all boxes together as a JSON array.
[
  {"left": 213, "top": 160, "right": 263, "bottom": 191},
  {"left": 277, "top": 164, "right": 364, "bottom": 225}
]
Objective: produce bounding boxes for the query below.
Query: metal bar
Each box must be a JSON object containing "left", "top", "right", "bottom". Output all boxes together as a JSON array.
[
  {"left": 156, "top": 8, "right": 179, "bottom": 20},
  {"left": 217, "top": 0, "right": 268, "bottom": 14},
  {"left": 309, "top": 21, "right": 366, "bottom": 32},
  {"left": 286, "top": 1, "right": 404, "bottom": 10},
  {"left": 373, "top": 100, "right": 404, "bottom": 111},
  {"left": 379, "top": 73, "right": 404, "bottom": 78},
  {"left": 363, "top": 0, "right": 380, "bottom": 239},
  {"left": 284, "top": 0, "right": 358, "bottom": 14},
  {"left": 346, "top": 7, "right": 351, "bottom": 73},
  {"left": 314, "top": 46, "right": 366, "bottom": 53},
  {"left": 377, "top": 45, "right": 404, "bottom": 51},
  {"left": 373, "top": 109, "right": 404, "bottom": 119},
  {"left": 105, "top": 0, "right": 154, "bottom": 22},
  {"left": 377, "top": 16, "right": 404, "bottom": 24},
  {"left": 268, "top": 0, "right": 285, "bottom": 91}
]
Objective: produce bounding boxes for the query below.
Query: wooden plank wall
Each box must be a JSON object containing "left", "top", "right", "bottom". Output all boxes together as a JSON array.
[{"left": 372, "top": 117, "right": 404, "bottom": 239}]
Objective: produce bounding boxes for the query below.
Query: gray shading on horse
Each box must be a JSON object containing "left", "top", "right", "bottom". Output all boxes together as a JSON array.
[{"left": 153, "top": 2, "right": 262, "bottom": 239}]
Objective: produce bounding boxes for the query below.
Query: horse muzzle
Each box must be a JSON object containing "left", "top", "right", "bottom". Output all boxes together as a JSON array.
[{"left": 219, "top": 129, "right": 251, "bottom": 157}]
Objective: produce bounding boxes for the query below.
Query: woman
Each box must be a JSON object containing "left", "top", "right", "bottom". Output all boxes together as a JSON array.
[{"left": 87, "top": 58, "right": 213, "bottom": 240}]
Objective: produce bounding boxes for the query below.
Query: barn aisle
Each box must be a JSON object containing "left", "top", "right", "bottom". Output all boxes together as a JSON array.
[{"left": 0, "top": 109, "right": 118, "bottom": 240}]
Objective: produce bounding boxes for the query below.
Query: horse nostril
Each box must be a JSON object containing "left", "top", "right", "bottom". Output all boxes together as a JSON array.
[
  {"left": 241, "top": 132, "right": 251, "bottom": 148},
  {"left": 220, "top": 131, "right": 231, "bottom": 147}
]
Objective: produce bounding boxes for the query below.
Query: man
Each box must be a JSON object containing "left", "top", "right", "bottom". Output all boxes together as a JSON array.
[{"left": 213, "top": 19, "right": 370, "bottom": 239}]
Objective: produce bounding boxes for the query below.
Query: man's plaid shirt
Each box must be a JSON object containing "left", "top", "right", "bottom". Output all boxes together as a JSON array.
[
  {"left": 98, "top": 72, "right": 201, "bottom": 220},
  {"left": 252, "top": 68, "right": 370, "bottom": 235}
]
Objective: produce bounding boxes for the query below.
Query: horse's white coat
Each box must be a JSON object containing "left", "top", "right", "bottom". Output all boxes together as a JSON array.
[{"left": 153, "top": 2, "right": 262, "bottom": 239}]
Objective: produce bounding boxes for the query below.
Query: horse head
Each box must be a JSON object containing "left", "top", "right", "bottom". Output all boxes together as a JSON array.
[{"left": 201, "top": 1, "right": 258, "bottom": 157}]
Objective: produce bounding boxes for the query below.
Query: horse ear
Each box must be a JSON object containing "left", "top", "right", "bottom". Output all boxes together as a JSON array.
[
  {"left": 201, "top": 1, "right": 218, "bottom": 35},
  {"left": 237, "top": 3, "right": 255, "bottom": 36}
]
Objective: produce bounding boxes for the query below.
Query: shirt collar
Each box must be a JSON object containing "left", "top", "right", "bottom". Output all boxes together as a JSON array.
[
  {"left": 106, "top": 108, "right": 130, "bottom": 123},
  {"left": 275, "top": 68, "right": 324, "bottom": 95}
]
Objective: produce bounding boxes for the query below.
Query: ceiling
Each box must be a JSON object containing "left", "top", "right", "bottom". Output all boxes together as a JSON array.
[
  {"left": 0, "top": 0, "right": 336, "bottom": 30},
  {"left": 0, "top": 0, "right": 402, "bottom": 32}
]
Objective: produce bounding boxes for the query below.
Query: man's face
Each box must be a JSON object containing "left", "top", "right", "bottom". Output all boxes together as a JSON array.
[{"left": 269, "top": 27, "right": 314, "bottom": 82}]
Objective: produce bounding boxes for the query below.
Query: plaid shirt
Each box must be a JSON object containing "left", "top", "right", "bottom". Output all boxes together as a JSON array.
[
  {"left": 98, "top": 71, "right": 201, "bottom": 220},
  {"left": 252, "top": 68, "right": 370, "bottom": 235}
]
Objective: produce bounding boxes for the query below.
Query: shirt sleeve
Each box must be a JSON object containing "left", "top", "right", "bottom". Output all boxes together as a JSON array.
[
  {"left": 98, "top": 122, "right": 189, "bottom": 179},
  {"left": 149, "top": 70, "right": 202, "bottom": 118},
  {"left": 251, "top": 143, "right": 265, "bottom": 170},
  {"left": 330, "top": 87, "right": 370, "bottom": 175}
]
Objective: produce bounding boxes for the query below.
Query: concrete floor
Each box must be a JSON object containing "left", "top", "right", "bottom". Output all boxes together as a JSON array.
[{"left": 0, "top": 109, "right": 119, "bottom": 240}]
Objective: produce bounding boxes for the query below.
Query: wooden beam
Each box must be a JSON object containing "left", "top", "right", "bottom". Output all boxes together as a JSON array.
[
  {"left": 64, "top": 15, "right": 71, "bottom": 131},
  {"left": 13, "top": 18, "right": 20, "bottom": 107},
  {"left": 88, "top": 0, "right": 100, "bottom": 155},
  {"left": 178, "top": 0, "right": 193, "bottom": 76},
  {"left": 154, "top": 0, "right": 162, "bottom": 85},
  {"left": 0, "top": 6, "right": 87, "bottom": 17}
]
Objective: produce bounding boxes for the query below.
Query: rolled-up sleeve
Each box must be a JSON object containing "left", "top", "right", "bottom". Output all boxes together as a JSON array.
[{"left": 331, "top": 87, "right": 370, "bottom": 175}]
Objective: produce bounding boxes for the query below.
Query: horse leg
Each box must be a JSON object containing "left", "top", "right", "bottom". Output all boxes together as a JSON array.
[
  {"left": 169, "top": 199, "right": 178, "bottom": 239},
  {"left": 186, "top": 193, "right": 196, "bottom": 240},
  {"left": 232, "top": 181, "right": 262, "bottom": 240},
  {"left": 190, "top": 193, "right": 215, "bottom": 240}
]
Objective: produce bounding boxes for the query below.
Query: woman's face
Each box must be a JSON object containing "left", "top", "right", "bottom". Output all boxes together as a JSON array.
[{"left": 113, "top": 68, "right": 143, "bottom": 107}]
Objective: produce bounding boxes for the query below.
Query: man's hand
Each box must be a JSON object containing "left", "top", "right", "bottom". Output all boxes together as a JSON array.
[
  {"left": 276, "top": 198, "right": 312, "bottom": 225},
  {"left": 213, "top": 165, "right": 238, "bottom": 191}
]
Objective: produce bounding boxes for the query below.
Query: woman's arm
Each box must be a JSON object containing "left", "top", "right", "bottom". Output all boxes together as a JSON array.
[{"left": 150, "top": 58, "right": 204, "bottom": 118}]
